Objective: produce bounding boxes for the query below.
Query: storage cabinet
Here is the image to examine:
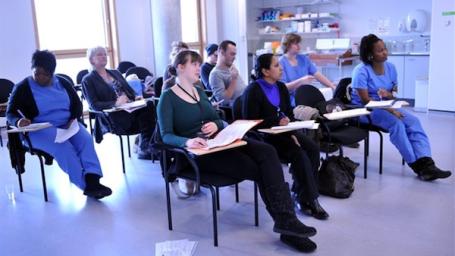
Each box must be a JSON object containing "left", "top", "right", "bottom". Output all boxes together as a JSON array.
[{"left": 403, "top": 56, "right": 429, "bottom": 99}]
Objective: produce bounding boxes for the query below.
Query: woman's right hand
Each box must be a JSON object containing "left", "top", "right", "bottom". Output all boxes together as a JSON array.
[
  {"left": 115, "top": 95, "right": 129, "bottom": 106},
  {"left": 389, "top": 109, "right": 404, "bottom": 119},
  {"left": 279, "top": 116, "right": 290, "bottom": 126},
  {"left": 17, "top": 118, "right": 31, "bottom": 127},
  {"left": 299, "top": 75, "right": 315, "bottom": 85},
  {"left": 186, "top": 138, "right": 208, "bottom": 149}
]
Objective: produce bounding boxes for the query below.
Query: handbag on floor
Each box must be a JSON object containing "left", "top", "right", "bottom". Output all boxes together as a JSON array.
[{"left": 318, "top": 156, "right": 357, "bottom": 198}]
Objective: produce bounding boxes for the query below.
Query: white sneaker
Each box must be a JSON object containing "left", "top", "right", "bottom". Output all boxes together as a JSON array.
[{"left": 170, "top": 179, "right": 197, "bottom": 199}]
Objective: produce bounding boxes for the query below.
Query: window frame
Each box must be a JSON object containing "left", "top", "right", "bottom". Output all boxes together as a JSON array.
[{"left": 31, "top": 0, "right": 119, "bottom": 69}]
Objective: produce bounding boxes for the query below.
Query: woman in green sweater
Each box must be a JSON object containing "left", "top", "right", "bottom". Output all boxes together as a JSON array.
[{"left": 157, "top": 50, "right": 318, "bottom": 252}]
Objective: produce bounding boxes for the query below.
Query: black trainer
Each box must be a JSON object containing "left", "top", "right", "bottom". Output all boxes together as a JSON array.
[{"left": 84, "top": 184, "right": 112, "bottom": 199}]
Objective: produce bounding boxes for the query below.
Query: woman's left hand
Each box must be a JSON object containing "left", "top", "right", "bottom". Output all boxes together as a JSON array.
[
  {"left": 201, "top": 122, "right": 218, "bottom": 137},
  {"left": 378, "top": 88, "right": 393, "bottom": 99},
  {"left": 135, "top": 96, "right": 143, "bottom": 100}
]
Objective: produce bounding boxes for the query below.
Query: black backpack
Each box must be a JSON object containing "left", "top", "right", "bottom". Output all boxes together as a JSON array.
[{"left": 333, "top": 77, "right": 353, "bottom": 105}]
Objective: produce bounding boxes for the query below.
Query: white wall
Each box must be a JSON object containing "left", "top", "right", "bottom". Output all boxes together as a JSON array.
[
  {"left": 116, "top": 0, "right": 155, "bottom": 75},
  {"left": 339, "top": 0, "right": 432, "bottom": 38},
  {"left": 428, "top": 0, "right": 455, "bottom": 111},
  {"left": 0, "top": 1, "right": 37, "bottom": 83},
  {"left": 0, "top": 1, "right": 155, "bottom": 82}
]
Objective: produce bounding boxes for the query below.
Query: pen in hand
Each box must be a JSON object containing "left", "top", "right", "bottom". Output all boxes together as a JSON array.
[{"left": 17, "top": 109, "right": 31, "bottom": 127}]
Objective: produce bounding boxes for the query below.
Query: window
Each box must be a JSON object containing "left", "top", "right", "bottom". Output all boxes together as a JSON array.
[
  {"left": 33, "top": 0, "right": 118, "bottom": 82},
  {"left": 180, "top": 0, "right": 205, "bottom": 55}
]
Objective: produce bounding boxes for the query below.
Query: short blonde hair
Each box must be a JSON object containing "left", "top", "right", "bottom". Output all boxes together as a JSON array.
[
  {"left": 86, "top": 46, "right": 107, "bottom": 66},
  {"left": 281, "top": 33, "right": 302, "bottom": 53}
]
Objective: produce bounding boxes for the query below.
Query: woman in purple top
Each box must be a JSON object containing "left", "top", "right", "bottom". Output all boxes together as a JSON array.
[
  {"left": 243, "top": 54, "right": 329, "bottom": 225},
  {"left": 279, "top": 33, "right": 336, "bottom": 105}
]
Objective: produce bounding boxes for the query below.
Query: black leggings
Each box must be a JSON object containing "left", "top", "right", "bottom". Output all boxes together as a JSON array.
[{"left": 265, "top": 131, "right": 320, "bottom": 202}]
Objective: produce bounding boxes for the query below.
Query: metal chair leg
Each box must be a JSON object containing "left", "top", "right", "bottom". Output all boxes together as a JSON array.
[
  {"left": 38, "top": 156, "right": 48, "bottom": 202},
  {"left": 127, "top": 135, "right": 131, "bottom": 158},
  {"left": 402, "top": 158, "right": 405, "bottom": 166},
  {"left": 363, "top": 138, "right": 368, "bottom": 179},
  {"left": 254, "top": 182, "right": 259, "bottom": 227},
  {"left": 165, "top": 178, "right": 173, "bottom": 230},
  {"left": 17, "top": 168, "right": 24, "bottom": 192},
  {"left": 215, "top": 187, "right": 220, "bottom": 211},
  {"left": 379, "top": 132, "right": 384, "bottom": 174},
  {"left": 235, "top": 183, "right": 239, "bottom": 203},
  {"left": 119, "top": 136, "right": 126, "bottom": 173},
  {"left": 208, "top": 186, "right": 218, "bottom": 247}
]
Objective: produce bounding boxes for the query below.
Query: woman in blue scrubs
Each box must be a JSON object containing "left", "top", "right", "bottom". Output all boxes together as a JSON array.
[
  {"left": 351, "top": 34, "right": 451, "bottom": 181},
  {"left": 279, "top": 33, "right": 336, "bottom": 105},
  {"left": 7, "top": 50, "right": 112, "bottom": 199}
]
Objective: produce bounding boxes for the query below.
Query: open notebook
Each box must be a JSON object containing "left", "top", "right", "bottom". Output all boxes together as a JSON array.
[
  {"left": 202, "top": 120, "right": 262, "bottom": 150},
  {"left": 105, "top": 99, "right": 147, "bottom": 113}
]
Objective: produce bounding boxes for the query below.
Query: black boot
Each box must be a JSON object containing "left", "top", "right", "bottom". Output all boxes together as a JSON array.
[
  {"left": 298, "top": 198, "right": 330, "bottom": 220},
  {"left": 266, "top": 182, "right": 317, "bottom": 238},
  {"left": 410, "top": 157, "right": 452, "bottom": 181},
  {"left": 83, "top": 173, "right": 112, "bottom": 199},
  {"left": 280, "top": 235, "right": 317, "bottom": 253}
]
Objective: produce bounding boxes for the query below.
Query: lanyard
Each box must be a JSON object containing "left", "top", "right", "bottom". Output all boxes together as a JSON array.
[{"left": 176, "top": 84, "right": 205, "bottom": 123}]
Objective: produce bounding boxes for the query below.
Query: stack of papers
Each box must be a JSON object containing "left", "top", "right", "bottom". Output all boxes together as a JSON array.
[
  {"left": 155, "top": 239, "right": 198, "bottom": 256},
  {"left": 203, "top": 120, "right": 261, "bottom": 150}
]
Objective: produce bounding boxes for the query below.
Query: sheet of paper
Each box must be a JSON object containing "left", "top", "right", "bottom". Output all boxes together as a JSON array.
[
  {"left": 155, "top": 239, "right": 198, "bottom": 256},
  {"left": 271, "top": 120, "right": 316, "bottom": 130},
  {"left": 323, "top": 108, "right": 371, "bottom": 120},
  {"left": 55, "top": 120, "right": 80, "bottom": 143},
  {"left": 391, "top": 100, "right": 410, "bottom": 109},
  {"left": 105, "top": 99, "right": 147, "bottom": 113},
  {"left": 365, "top": 100, "right": 394, "bottom": 108}
]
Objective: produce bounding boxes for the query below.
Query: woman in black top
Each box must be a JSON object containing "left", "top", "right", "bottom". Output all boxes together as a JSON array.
[
  {"left": 243, "top": 53, "right": 329, "bottom": 220},
  {"left": 82, "top": 46, "right": 156, "bottom": 159},
  {"left": 157, "top": 50, "right": 318, "bottom": 252}
]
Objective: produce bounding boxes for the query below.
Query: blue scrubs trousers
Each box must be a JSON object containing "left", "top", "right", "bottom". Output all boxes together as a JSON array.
[
  {"left": 28, "top": 122, "right": 103, "bottom": 190},
  {"left": 361, "top": 108, "right": 431, "bottom": 164}
]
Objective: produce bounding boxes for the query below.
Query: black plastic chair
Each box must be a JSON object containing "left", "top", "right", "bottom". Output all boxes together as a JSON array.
[
  {"left": 153, "top": 126, "right": 259, "bottom": 247},
  {"left": 76, "top": 69, "right": 89, "bottom": 85},
  {"left": 125, "top": 66, "right": 153, "bottom": 82},
  {"left": 55, "top": 73, "right": 74, "bottom": 86},
  {"left": 334, "top": 77, "right": 405, "bottom": 177},
  {"left": 117, "top": 61, "right": 136, "bottom": 74},
  {"left": 295, "top": 85, "right": 369, "bottom": 178},
  {"left": 7, "top": 124, "right": 53, "bottom": 202},
  {"left": 87, "top": 109, "right": 135, "bottom": 174},
  {"left": 0, "top": 78, "right": 15, "bottom": 147},
  {"left": 153, "top": 77, "right": 164, "bottom": 97}
]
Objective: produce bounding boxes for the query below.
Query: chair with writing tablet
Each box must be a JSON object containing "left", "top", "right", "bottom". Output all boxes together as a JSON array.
[
  {"left": 152, "top": 122, "right": 259, "bottom": 247},
  {"left": 7, "top": 122, "right": 54, "bottom": 202},
  {"left": 0, "top": 78, "right": 15, "bottom": 147},
  {"left": 117, "top": 61, "right": 136, "bottom": 74},
  {"left": 295, "top": 84, "right": 370, "bottom": 178},
  {"left": 334, "top": 77, "right": 405, "bottom": 178}
]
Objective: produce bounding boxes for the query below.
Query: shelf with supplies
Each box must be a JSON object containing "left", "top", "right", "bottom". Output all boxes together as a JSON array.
[
  {"left": 258, "top": 28, "right": 340, "bottom": 37},
  {"left": 261, "top": 0, "right": 339, "bottom": 9},
  {"left": 257, "top": 13, "right": 339, "bottom": 23}
]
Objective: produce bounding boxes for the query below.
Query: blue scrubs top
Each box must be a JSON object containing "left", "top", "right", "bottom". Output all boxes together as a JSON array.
[
  {"left": 279, "top": 54, "right": 318, "bottom": 105},
  {"left": 351, "top": 62, "right": 397, "bottom": 105},
  {"left": 28, "top": 76, "right": 71, "bottom": 127}
]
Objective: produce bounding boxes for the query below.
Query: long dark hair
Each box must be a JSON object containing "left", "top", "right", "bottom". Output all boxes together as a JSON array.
[
  {"left": 359, "top": 34, "right": 382, "bottom": 65},
  {"left": 168, "top": 50, "right": 203, "bottom": 76},
  {"left": 253, "top": 53, "right": 274, "bottom": 80}
]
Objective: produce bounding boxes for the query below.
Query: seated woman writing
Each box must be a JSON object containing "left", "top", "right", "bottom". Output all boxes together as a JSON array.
[
  {"left": 351, "top": 34, "right": 451, "bottom": 181},
  {"left": 82, "top": 46, "right": 156, "bottom": 159},
  {"left": 157, "top": 50, "right": 318, "bottom": 252},
  {"left": 243, "top": 53, "right": 328, "bottom": 220},
  {"left": 6, "top": 50, "right": 111, "bottom": 199}
]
